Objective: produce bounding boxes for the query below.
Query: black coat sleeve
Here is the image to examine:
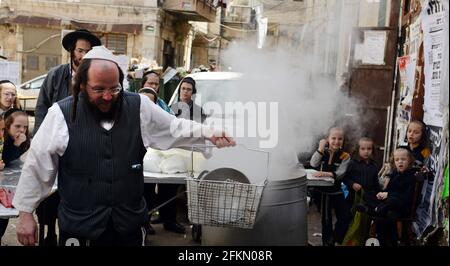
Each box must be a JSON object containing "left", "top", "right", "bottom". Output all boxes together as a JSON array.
[
  {"left": 34, "top": 71, "right": 55, "bottom": 135},
  {"left": 343, "top": 160, "right": 356, "bottom": 189},
  {"left": 3, "top": 140, "right": 25, "bottom": 166}
]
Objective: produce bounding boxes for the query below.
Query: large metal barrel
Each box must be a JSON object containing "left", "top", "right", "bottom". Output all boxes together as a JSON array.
[{"left": 202, "top": 174, "right": 307, "bottom": 246}]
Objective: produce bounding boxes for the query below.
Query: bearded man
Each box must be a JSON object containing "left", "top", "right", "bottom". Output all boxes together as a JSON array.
[
  {"left": 14, "top": 46, "right": 235, "bottom": 246},
  {"left": 32, "top": 29, "right": 100, "bottom": 246}
]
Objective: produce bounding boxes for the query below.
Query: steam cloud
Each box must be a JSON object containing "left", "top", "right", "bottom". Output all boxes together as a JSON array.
[{"left": 204, "top": 14, "right": 363, "bottom": 182}]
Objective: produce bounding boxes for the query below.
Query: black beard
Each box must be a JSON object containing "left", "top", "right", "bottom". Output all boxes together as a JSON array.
[{"left": 81, "top": 91, "right": 121, "bottom": 123}]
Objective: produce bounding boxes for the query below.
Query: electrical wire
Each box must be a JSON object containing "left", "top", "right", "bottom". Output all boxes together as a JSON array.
[{"left": 16, "top": 33, "right": 61, "bottom": 53}]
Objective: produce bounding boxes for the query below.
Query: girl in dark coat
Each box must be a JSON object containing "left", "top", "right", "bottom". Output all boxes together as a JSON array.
[
  {"left": 344, "top": 137, "right": 380, "bottom": 207},
  {"left": 2, "top": 109, "right": 30, "bottom": 166}
]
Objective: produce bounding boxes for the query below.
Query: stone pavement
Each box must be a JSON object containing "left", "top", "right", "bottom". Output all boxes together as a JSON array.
[{"left": 1, "top": 202, "right": 323, "bottom": 246}]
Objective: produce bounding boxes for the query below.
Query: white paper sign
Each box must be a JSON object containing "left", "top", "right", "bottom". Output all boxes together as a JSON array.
[
  {"left": 362, "top": 30, "right": 386, "bottom": 65},
  {"left": 162, "top": 67, "right": 178, "bottom": 84},
  {"left": 0, "top": 61, "right": 20, "bottom": 85},
  {"left": 421, "top": 4, "right": 446, "bottom": 127}
]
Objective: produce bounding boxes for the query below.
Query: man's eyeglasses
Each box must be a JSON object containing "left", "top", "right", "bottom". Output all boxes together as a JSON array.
[
  {"left": 86, "top": 83, "right": 122, "bottom": 96},
  {"left": 2, "top": 92, "right": 16, "bottom": 98}
]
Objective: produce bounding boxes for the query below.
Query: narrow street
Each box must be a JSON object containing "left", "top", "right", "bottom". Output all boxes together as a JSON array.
[
  {"left": 2, "top": 199, "right": 323, "bottom": 246},
  {"left": 1, "top": 0, "right": 448, "bottom": 251}
]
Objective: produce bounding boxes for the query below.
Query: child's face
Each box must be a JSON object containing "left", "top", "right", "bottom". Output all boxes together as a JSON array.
[
  {"left": 8, "top": 114, "right": 28, "bottom": 138},
  {"left": 394, "top": 150, "right": 411, "bottom": 172},
  {"left": 359, "top": 140, "right": 373, "bottom": 160},
  {"left": 327, "top": 129, "right": 344, "bottom": 151},
  {"left": 407, "top": 122, "right": 423, "bottom": 146},
  {"left": 0, "top": 120, "right": 4, "bottom": 139}
]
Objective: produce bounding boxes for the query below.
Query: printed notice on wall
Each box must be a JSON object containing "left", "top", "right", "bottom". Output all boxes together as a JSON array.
[
  {"left": 421, "top": 4, "right": 446, "bottom": 127},
  {"left": 0, "top": 61, "right": 20, "bottom": 85},
  {"left": 362, "top": 30, "right": 386, "bottom": 65}
]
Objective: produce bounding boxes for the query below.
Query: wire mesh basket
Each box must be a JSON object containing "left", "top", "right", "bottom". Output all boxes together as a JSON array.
[
  {"left": 186, "top": 178, "right": 265, "bottom": 229},
  {"left": 186, "top": 144, "right": 269, "bottom": 229}
]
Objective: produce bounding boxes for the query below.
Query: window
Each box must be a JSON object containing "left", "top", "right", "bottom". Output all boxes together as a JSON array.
[
  {"left": 45, "top": 56, "right": 59, "bottom": 70},
  {"left": 100, "top": 34, "right": 127, "bottom": 54},
  {"left": 26, "top": 55, "right": 39, "bottom": 70}
]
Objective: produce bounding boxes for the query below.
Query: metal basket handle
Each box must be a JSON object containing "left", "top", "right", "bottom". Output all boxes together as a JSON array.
[{"left": 189, "top": 143, "right": 270, "bottom": 184}]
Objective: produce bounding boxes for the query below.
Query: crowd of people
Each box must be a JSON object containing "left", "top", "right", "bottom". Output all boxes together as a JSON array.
[
  {"left": 309, "top": 120, "right": 431, "bottom": 246},
  {"left": 0, "top": 29, "right": 233, "bottom": 246},
  {"left": 0, "top": 28, "right": 433, "bottom": 247}
]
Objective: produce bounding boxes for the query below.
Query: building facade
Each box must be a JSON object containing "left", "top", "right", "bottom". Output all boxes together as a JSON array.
[{"left": 0, "top": 0, "right": 219, "bottom": 83}]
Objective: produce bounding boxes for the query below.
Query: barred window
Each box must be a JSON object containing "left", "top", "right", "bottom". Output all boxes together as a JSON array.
[
  {"left": 26, "top": 55, "right": 39, "bottom": 70},
  {"left": 100, "top": 34, "right": 127, "bottom": 55},
  {"left": 45, "top": 56, "right": 59, "bottom": 70}
]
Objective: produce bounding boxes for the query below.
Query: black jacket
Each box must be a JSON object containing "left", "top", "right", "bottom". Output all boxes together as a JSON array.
[
  {"left": 343, "top": 158, "right": 380, "bottom": 204},
  {"left": 171, "top": 100, "right": 206, "bottom": 123},
  {"left": 34, "top": 63, "right": 72, "bottom": 134},
  {"left": 385, "top": 168, "right": 417, "bottom": 213},
  {"left": 310, "top": 149, "right": 350, "bottom": 192},
  {"left": 399, "top": 144, "right": 431, "bottom": 167},
  {"left": 2, "top": 137, "right": 28, "bottom": 166}
]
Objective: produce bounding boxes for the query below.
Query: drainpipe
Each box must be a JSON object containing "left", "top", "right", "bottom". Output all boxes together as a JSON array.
[{"left": 384, "top": 0, "right": 402, "bottom": 163}]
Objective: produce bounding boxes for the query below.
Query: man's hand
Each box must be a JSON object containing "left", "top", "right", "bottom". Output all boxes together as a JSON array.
[
  {"left": 17, "top": 211, "right": 38, "bottom": 246},
  {"left": 208, "top": 131, "right": 236, "bottom": 148},
  {"left": 0, "top": 160, "right": 5, "bottom": 170}
]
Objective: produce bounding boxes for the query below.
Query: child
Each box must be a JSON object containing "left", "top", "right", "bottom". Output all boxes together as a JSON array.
[
  {"left": 404, "top": 120, "right": 430, "bottom": 168},
  {"left": 344, "top": 137, "right": 380, "bottom": 206},
  {"left": 378, "top": 120, "right": 431, "bottom": 189},
  {"left": 2, "top": 109, "right": 30, "bottom": 166},
  {"left": 360, "top": 147, "right": 417, "bottom": 246},
  {"left": 310, "top": 127, "right": 352, "bottom": 246}
]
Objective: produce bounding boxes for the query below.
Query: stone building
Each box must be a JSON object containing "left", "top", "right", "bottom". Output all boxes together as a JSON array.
[{"left": 0, "top": 0, "right": 219, "bottom": 83}]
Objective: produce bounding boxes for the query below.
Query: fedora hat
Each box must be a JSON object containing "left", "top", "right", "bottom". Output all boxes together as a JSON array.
[{"left": 62, "top": 29, "right": 101, "bottom": 51}]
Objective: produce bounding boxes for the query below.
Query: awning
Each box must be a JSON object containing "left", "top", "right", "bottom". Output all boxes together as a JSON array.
[{"left": 0, "top": 15, "right": 142, "bottom": 34}]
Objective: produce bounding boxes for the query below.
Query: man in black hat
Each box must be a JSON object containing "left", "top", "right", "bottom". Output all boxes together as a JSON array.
[
  {"left": 34, "top": 29, "right": 101, "bottom": 133},
  {"left": 32, "top": 29, "right": 100, "bottom": 246}
]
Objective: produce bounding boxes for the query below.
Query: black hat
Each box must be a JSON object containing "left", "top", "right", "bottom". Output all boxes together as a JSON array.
[
  {"left": 181, "top": 77, "right": 197, "bottom": 94},
  {"left": 0, "top": 80, "right": 14, "bottom": 86},
  {"left": 62, "top": 29, "right": 101, "bottom": 52}
]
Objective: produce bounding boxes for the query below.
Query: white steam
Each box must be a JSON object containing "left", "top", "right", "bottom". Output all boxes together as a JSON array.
[{"left": 204, "top": 16, "right": 362, "bottom": 182}]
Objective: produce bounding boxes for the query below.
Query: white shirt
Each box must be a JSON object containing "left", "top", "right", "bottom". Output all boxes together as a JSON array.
[{"left": 13, "top": 94, "right": 215, "bottom": 213}]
